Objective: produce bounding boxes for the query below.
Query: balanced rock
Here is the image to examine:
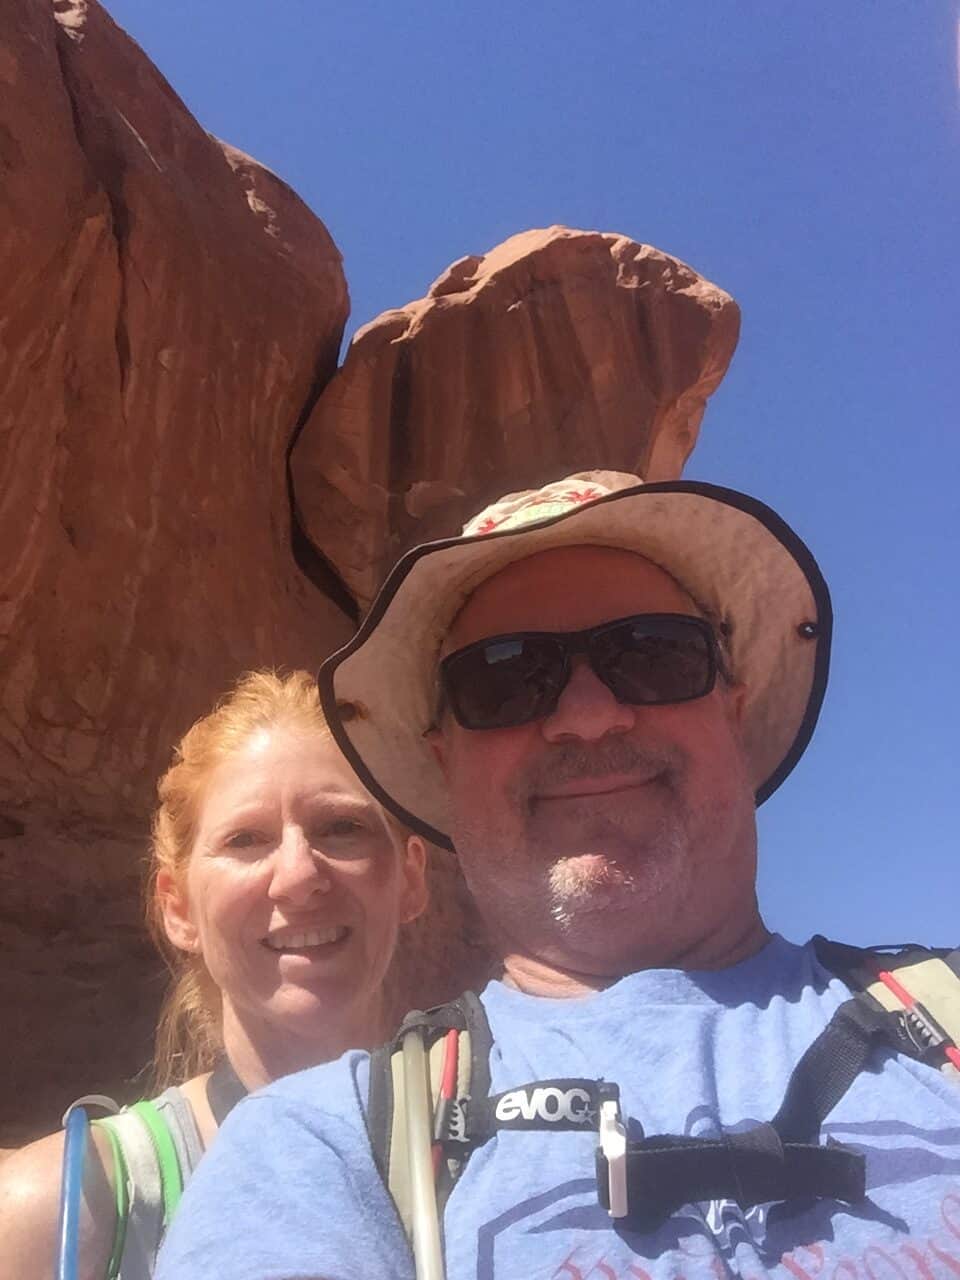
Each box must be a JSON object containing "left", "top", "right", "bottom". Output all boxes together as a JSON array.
[{"left": 291, "top": 226, "right": 740, "bottom": 608}]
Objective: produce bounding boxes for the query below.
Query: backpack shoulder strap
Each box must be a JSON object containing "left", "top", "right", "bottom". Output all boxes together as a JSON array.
[
  {"left": 366, "top": 1041, "right": 396, "bottom": 1185},
  {"left": 95, "top": 1100, "right": 185, "bottom": 1280},
  {"left": 814, "top": 936, "right": 960, "bottom": 1075},
  {"left": 455, "top": 990, "right": 493, "bottom": 1096},
  {"left": 129, "top": 1099, "right": 184, "bottom": 1223},
  {"left": 366, "top": 992, "right": 493, "bottom": 1244},
  {"left": 434, "top": 992, "right": 492, "bottom": 1216},
  {"left": 91, "top": 1118, "right": 129, "bottom": 1280}
]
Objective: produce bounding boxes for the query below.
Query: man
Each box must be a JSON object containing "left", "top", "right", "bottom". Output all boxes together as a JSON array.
[{"left": 157, "top": 472, "right": 960, "bottom": 1280}]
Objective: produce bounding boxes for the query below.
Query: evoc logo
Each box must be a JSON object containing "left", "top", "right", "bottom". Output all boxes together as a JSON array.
[{"left": 495, "top": 1086, "right": 593, "bottom": 1124}]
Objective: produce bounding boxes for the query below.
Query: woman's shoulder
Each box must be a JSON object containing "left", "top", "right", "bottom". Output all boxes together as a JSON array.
[
  {"left": 0, "top": 1127, "right": 70, "bottom": 1210},
  {"left": 0, "top": 1085, "right": 208, "bottom": 1280},
  {"left": 0, "top": 1125, "right": 115, "bottom": 1280},
  {"left": 173, "top": 1073, "right": 217, "bottom": 1150}
]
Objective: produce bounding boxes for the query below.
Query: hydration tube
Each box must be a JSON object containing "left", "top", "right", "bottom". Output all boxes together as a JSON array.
[
  {"left": 402, "top": 1030, "right": 446, "bottom": 1280},
  {"left": 56, "top": 1095, "right": 120, "bottom": 1280},
  {"left": 875, "top": 967, "right": 960, "bottom": 1072},
  {"left": 56, "top": 1105, "right": 89, "bottom": 1280}
]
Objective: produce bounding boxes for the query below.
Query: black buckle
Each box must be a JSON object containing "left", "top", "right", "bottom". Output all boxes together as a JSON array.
[
  {"left": 596, "top": 1128, "right": 866, "bottom": 1233},
  {"left": 435, "top": 1098, "right": 469, "bottom": 1146},
  {"left": 898, "top": 1004, "right": 957, "bottom": 1066}
]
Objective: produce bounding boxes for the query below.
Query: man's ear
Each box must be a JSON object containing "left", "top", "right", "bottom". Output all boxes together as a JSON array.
[
  {"left": 399, "top": 835, "right": 429, "bottom": 925},
  {"left": 156, "top": 868, "right": 200, "bottom": 954}
]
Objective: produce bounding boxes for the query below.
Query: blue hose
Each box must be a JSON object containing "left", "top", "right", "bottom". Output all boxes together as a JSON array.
[{"left": 56, "top": 1105, "right": 89, "bottom": 1280}]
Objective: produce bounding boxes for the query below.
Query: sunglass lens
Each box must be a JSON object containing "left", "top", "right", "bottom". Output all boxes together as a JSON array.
[
  {"left": 444, "top": 637, "right": 566, "bottom": 729},
  {"left": 592, "top": 617, "right": 714, "bottom": 704}
]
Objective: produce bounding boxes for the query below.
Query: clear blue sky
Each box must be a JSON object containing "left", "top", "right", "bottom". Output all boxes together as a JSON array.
[{"left": 106, "top": 1, "right": 958, "bottom": 947}]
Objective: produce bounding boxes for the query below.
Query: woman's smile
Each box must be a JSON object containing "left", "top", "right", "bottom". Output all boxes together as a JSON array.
[{"left": 261, "top": 924, "right": 351, "bottom": 952}]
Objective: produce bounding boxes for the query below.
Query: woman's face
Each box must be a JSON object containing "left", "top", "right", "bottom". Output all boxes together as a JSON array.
[{"left": 160, "top": 726, "right": 426, "bottom": 1056}]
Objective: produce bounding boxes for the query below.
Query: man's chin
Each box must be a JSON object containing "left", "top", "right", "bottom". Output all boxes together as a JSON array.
[
  {"left": 547, "top": 851, "right": 669, "bottom": 926},
  {"left": 551, "top": 850, "right": 634, "bottom": 883}
]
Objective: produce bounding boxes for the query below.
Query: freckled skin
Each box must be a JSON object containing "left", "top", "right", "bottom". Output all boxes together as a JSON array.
[{"left": 430, "top": 546, "right": 767, "bottom": 995}]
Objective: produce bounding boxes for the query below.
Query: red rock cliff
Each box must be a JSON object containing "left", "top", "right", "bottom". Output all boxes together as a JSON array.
[{"left": 0, "top": 0, "right": 351, "bottom": 1143}]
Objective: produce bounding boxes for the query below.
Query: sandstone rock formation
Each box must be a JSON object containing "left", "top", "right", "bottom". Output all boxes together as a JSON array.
[
  {"left": 1, "top": 0, "right": 351, "bottom": 828},
  {"left": 291, "top": 226, "right": 740, "bottom": 608},
  {"left": 1, "top": 5, "right": 738, "bottom": 1149},
  {"left": 0, "top": 0, "right": 355, "bottom": 1143}
]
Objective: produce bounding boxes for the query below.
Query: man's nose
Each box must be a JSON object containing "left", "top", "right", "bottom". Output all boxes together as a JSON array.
[
  {"left": 268, "top": 828, "right": 333, "bottom": 903},
  {"left": 540, "top": 658, "right": 636, "bottom": 743}
]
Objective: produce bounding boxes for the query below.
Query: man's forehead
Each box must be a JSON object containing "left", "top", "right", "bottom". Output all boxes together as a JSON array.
[{"left": 443, "top": 545, "right": 702, "bottom": 651}]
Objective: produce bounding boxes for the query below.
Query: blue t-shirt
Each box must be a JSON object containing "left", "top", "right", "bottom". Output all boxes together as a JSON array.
[{"left": 156, "top": 937, "right": 960, "bottom": 1280}]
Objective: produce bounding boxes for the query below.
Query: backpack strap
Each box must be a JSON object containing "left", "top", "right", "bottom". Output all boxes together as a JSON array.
[
  {"left": 771, "top": 994, "right": 904, "bottom": 1144},
  {"left": 95, "top": 1100, "right": 185, "bottom": 1280},
  {"left": 206, "top": 1058, "right": 248, "bottom": 1126},
  {"left": 367, "top": 992, "right": 492, "bottom": 1245},
  {"left": 596, "top": 1121, "right": 867, "bottom": 1231},
  {"left": 767, "top": 939, "right": 960, "bottom": 1149},
  {"left": 371, "top": 992, "right": 860, "bottom": 1240},
  {"left": 129, "top": 1100, "right": 183, "bottom": 1224},
  {"left": 92, "top": 1118, "right": 130, "bottom": 1280},
  {"left": 372, "top": 944, "right": 960, "bottom": 1258},
  {"left": 366, "top": 1043, "right": 395, "bottom": 1186},
  {"left": 599, "top": 940, "right": 960, "bottom": 1229},
  {"left": 596, "top": 985, "right": 912, "bottom": 1230},
  {"left": 431, "top": 993, "right": 491, "bottom": 1219},
  {"left": 814, "top": 936, "right": 960, "bottom": 1075}
]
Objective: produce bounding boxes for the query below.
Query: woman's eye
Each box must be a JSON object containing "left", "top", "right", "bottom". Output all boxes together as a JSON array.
[{"left": 224, "top": 829, "right": 267, "bottom": 849}]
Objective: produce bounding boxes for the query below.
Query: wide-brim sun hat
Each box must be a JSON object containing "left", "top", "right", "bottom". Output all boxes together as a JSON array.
[{"left": 318, "top": 472, "right": 832, "bottom": 851}]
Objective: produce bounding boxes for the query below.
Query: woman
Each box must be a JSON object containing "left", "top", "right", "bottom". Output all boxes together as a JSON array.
[{"left": 0, "top": 670, "right": 427, "bottom": 1279}]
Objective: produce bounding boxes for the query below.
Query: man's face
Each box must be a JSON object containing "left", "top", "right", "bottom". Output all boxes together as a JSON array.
[{"left": 429, "top": 546, "right": 759, "bottom": 973}]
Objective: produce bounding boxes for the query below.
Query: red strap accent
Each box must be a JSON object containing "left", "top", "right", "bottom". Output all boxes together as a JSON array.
[
  {"left": 876, "top": 969, "right": 960, "bottom": 1071},
  {"left": 432, "top": 1030, "right": 460, "bottom": 1178}
]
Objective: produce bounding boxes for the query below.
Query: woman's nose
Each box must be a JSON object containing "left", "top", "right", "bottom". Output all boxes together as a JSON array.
[
  {"left": 267, "top": 828, "right": 333, "bottom": 903},
  {"left": 540, "top": 657, "right": 636, "bottom": 744}
]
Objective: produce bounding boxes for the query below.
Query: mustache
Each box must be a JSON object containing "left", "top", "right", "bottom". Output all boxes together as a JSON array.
[{"left": 513, "top": 736, "right": 685, "bottom": 801}]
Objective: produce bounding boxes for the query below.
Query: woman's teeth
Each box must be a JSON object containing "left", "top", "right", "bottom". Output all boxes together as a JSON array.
[{"left": 264, "top": 927, "right": 348, "bottom": 951}]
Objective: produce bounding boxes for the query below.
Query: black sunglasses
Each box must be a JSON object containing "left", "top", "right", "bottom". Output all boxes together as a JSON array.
[{"left": 437, "top": 613, "right": 726, "bottom": 731}]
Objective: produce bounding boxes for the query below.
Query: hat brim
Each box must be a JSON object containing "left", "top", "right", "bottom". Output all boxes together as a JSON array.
[{"left": 318, "top": 482, "right": 832, "bottom": 851}]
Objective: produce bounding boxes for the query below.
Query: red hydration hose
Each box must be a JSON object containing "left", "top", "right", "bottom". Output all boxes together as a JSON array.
[
  {"left": 875, "top": 967, "right": 960, "bottom": 1072},
  {"left": 432, "top": 1029, "right": 460, "bottom": 1178}
]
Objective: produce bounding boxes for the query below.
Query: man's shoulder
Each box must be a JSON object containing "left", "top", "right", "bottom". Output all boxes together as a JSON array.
[
  {"left": 156, "top": 1049, "right": 412, "bottom": 1280},
  {"left": 807, "top": 933, "right": 960, "bottom": 989}
]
